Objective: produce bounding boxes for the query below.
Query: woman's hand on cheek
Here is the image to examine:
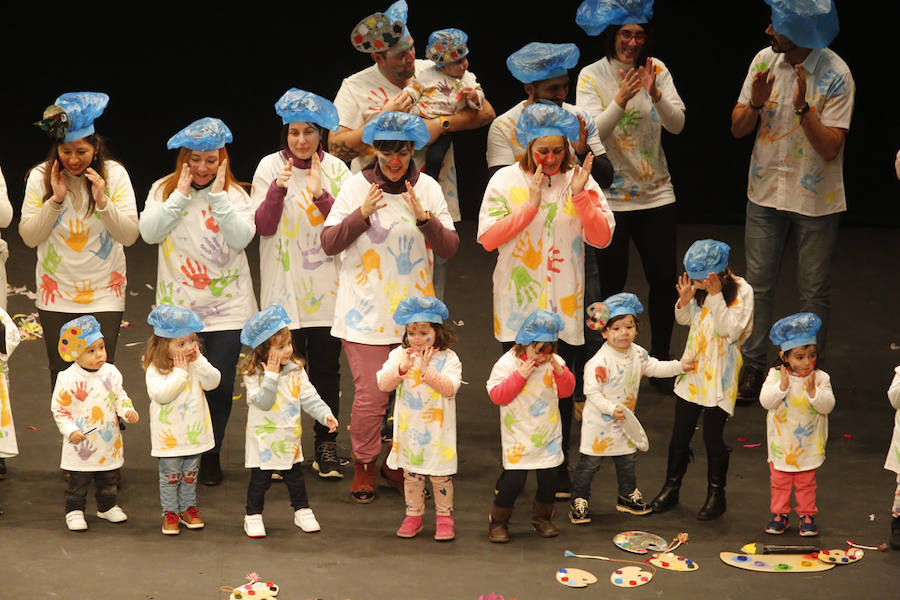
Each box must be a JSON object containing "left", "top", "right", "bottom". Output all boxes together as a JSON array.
[{"left": 211, "top": 159, "right": 228, "bottom": 194}]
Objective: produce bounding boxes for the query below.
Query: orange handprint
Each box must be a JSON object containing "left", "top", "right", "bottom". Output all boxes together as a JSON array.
[
  {"left": 511, "top": 232, "right": 542, "bottom": 270},
  {"left": 202, "top": 209, "right": 219, "bottom": 233},
  {"left": 592, "top": 436, "right": 615, "bottom": 453},
  {"left": 784, "top": 443, "right": 805, "bottom": 469},
  {"left": 57, "top": 390, "right": 72, "bottom": 407},
  {"left": 67, "top": 280, "right": 96, "bottom": 305},
  {"left": 40, "top": 274, "right": 61, "bottom": 305},
  {"left": 414, "top": 269, "right": 435, "bottom": 296},
  {"left": 355, "top": 249, "right": 382, "bottom": 285},
  {"left": 506, "top": 442, "right": 525, "bottom": 464},
  {"left": 59, "top": 219, "right": 91, "bottom": 252},
  {"left": 89, "top": 405, "right": 105, "bottom": 425},
  {"left": 72, "top": 381, "right": 90, "bottom": 402},
  {"left": 158, "top": 429, "right": 178, "bottom": 450},
  {"left": 112, "top": 437, "right": 123, "bottom": 459},
  {"left": 288, "top": 375, "right": 302, "bottom": 399},
  {"left": 303, "top": 198, "right": 325, "bottom": 227},
  {"left": 543, "top": 368, "right": 554, "bottom": 390},
  {"left": 560, "top": 282, "right": 583, "bottom": 317},
  {"left": 181, "top": 258, "right": 211, "bottom": 289},
  {"left": 107, "top": 271, "right": 125, "bottom": 297},
  {"left": 422, "top": 407, "right": 444, "bottom": 426}
]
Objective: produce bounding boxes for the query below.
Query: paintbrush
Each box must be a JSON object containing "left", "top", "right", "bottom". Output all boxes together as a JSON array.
[
  {"left": 740, "top": 543, "right": 820, "bottom": 554},
  {"left": 564, "top": 550, "right": 613, "bottom": 561}
]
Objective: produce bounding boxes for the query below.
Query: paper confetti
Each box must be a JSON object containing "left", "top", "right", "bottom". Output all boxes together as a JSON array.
[
  {"left": 869, "top": 514, "right": 875, "bottom": 521},
  {"left": 128, "top": 291, "right": 139, "bottom": 296},
  {"left": 125, "top": 341, "right": 143, "bottom": 347},
  {"left": 743, "top": 443, "right": 761, "bottom": 448},
  {"left": 843, "top": 434, "right": 852, "bottom": 439},
  {"left": 453, "top": 320, "right": 465, "bottom": 326},
  {"left": 891, "top": 343, "right": 900, "bottom": 350},
  {"left": 737, "top": 436, "right": 749, "bottom": 443},
  {"left": 145, "top": 283, "right": 155, "bottom": 290},
  {"left": 120, "top": 320, "right": 132, "bottom": 328},
  {"left": 28, "top": 426, "right": 38, "bottom": 430},
  {"left": 13, "top": 313, "right": 43, "bottom": 340}
]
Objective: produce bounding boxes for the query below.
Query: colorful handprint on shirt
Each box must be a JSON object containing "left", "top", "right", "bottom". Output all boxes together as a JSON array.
[
  {"left": 355, "top": 249, "right": 383, "bottom": 285},
  {"left": 387, "top": 236, "right": 425, "bottom": 275},
  {"left": 59, "top": 219, "right": 90, "bottom": 252}
]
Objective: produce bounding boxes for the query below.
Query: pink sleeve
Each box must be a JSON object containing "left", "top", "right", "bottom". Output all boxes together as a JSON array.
[
  {"left": 419, "top": 216, "right": 460, "bottom": 259},
  {"left": 554, "top": 367, "right": 576, "bottom": 398},
  {"left": 423, "top": 368, "right": 457, "bottom": 398},
  {"left": 478, "top": 202, "right": 539, "bottom": 252},
  {"left": 312, "top": 190, "right": 335, "bottom": 219},
  {"left": 571, "top": 189, "right": 612, "bottom": 248},
  {"left": 255, "top": 180, "right": 287, "bottom": 236},
  {"left": 377, "top": 366, "right": 405, "bottom": 392},
  {"left": 321, "top": 207, "right": 370, "bottom": 256},
  {"left": 489, "top": 371, "right": 527, "bottom": 406}
]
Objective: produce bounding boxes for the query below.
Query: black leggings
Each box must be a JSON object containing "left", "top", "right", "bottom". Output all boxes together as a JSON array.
[
  {"left": 291, "top": 327, "right": 341, "bottom": 443},
  {"left": 39, "top": 310, "right": 123, "bottom": 391},
  {"left": 197, "top": 329, "right": 242, "bottom": 453},
  {"left": 493, "top": 467, "right": 557, "bottom": 507},
  {"left": 246, "top": 463, "right": 308, "bottom": 514},
  {"left": 668, "top": 396, "right": 729, "bottom": 458}
]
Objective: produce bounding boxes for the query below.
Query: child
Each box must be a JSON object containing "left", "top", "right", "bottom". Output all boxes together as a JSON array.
[
  {"left": 760, "top": 312, "right": 834, "bottom": 537},
  {"left": 51, "top": 316, "right": 139, "bottom": 531},
  {"left": 486, "top": 310, "right": 575, "bottom": 543},
  {"left": 650, "top": 240, "right": 753, "bottom": 520},
  {"left": 0, "top": 306, "right": 22, "bottom": 514},
  {"left": 887, "top": 365, "right": 900, "bottom": 549},
  {"left": 403, "top": 27, "right": 485, "bottom": 180},
  {"left": 144, "top": 304, "right": 221, "bottom": 535},
  {"left": 570, "top": 293, "right": 694, "bottom": 524},
  {"left": 376, "top": 296, "right": 462, "bottom": 541},
  {"left": 238, "top": 305, "right": 338, "bottom": 538}
]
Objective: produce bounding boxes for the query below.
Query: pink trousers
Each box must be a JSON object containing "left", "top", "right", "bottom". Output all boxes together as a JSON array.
[
  {"left": 342, "top": 340, "right": 396, "bottom": 464},
  {"left": 769, "top": 463, "right": 818, "bottom": 516}
]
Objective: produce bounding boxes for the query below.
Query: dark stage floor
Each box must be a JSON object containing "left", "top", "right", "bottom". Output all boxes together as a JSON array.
[{"left": 0, "top": 220, "right": 897, "bottom": 599}]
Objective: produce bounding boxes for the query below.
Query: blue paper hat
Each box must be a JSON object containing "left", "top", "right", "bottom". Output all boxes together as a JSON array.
[
  {"left": 515, "top": 310, "right": 565, "bottom": 345},
  {"left": 362, "top": 111, "right": 430, "bottom": 150},
  {"left": 241, "top": 305, "right": 291, "bottom": 349},
  {"left": 274, "top": 88, "right": 340, "bottom": 131},
  {"left": 515, "top": 102, "right": 581, "bottom": 146},
  {"left": 147, "top": 305, "right": 205, "bottom": 339},
  {"left": 427, "top": 28, "right": 469, "bottom": 66},
  {"left": 506, "top": 42, "right": 580, "bottom": 84},
  {"left": 683, "top": 239, "right": 731, "bottom": 280},
  {"left": 769, "top": 312, "right": 822, "bottom": 351},
  {"left": 605, "top": 292, "right": 644, "bottom": 319},
  {"left": 166, "top": 117, "right": 233, "bottom": 151},
  {"left": 52, "top": 92, "right": 109, "bottom": 142},
  {"left": 351, "top": 0, "right": 409, "bottom": 53},
  {"left": 58, "top": 315, "right": 104, "bottom": 362},
  {"left": 393, "top": 296, "right": 450, "bottom": 325},
  {"left": 576, "top": 0, "right": 655, "bottom": 36},
  {"left": 765, "top": 0, "right": 839, "bottom": 49}
]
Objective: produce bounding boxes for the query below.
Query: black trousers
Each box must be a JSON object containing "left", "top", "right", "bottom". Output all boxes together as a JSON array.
[
  {"left": 246, "top": 463, "right": 309, "bottom": 514},
  {"left": 65, "top": 468, "right": 119, "bottom": 513},
  {"left": 197, "top": 329, "right": 242, "bottom": 453},
  {"left": 291, "top": 327, "right": 341, "bottom": 444},
  {"left": 39, "top": 310, "right": 123, "bottom": 391},
  {"left": 668, "top": 396, "right": 730, "bottom": 459},
  {"left": 493, "top": 467, "right": 557, "bottom": 507}
]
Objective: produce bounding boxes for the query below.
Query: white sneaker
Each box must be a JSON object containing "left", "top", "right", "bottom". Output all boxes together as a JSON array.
[
  {"left": 293, "top": 508, "right": 321, "bottom": 533},
  {"left": 244, "top": 514, "right": 266, "bottom": 538},
  {"left": 96, "top": 505, "right": 128, "bottom": 523},
  {"left": 65, "top": 510, "right": 88, "bottom": 531}
]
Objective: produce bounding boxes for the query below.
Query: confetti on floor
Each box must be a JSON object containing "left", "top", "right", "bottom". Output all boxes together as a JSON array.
[{"left": 13, "top": 313, "right": 43, "bottom": 340}]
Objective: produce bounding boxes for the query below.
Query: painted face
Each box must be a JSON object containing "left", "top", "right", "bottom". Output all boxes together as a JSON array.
[
  {"left": 286, "top": 122, "right": 320, "bottom": 160},
  {"left": 188, "top": 150, "right": 220, "bottom": 186},
  {"left": 406, "top": 322, "right": 436, "bottom": 352},
  {"left": 57, "top": 139, "right": 96, "bottom": 176},
  {"left": 377, "top": 36, "right": 416, "bottom": 82},
  {"left": 615, "top": 24, "right": 648, "bottom": 65},
  {"left": 781, "top": 345, "right": 817, "bottom": 377},
  {"left": 601, "top": 315, "right": 637, "bottom": 352},
  {"left": 765, "top": 21, "right": 796, "bottom": 54},
  {"left": 530, "top": 136, "right": 566, "bottom": 175},
  {"left": 375, "top": 146, "right": 412, "bottom": 181},
  {"left": 269, "top": 333, "right": 294, "bottom": 365},
  {"left": 168, "top": 334, "right": 197, "bottom": 360},
  {"left": 525, "top": 342, "right": 554, "bottom": 365},
  {"left": 529, "top": 75, "right": 569, "bottom": 107},
  {"left": 439, "top": 56, "right": 469, "bottom": 79},
  {"left": 76, "top": 338, "right": 107, "bottom": 370}
]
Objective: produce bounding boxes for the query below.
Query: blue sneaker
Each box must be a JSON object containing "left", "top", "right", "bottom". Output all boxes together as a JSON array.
[
  {"left": 765, "top": 513, "right": 789, "bottom": 534},
  {"left": 799, "top": 515, "right": 819, "bottom": 537}
]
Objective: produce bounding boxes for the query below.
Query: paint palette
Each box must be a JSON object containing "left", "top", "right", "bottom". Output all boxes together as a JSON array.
[
  {"left": 556, "top": 567, "right": 597, "bottom": 588},
  {"left": 719, "top": 552, "right": 835, "bottom": 573},
  {"left": 610, "top": 565, "right": 654, "bottom": 588},
  {"left": 619, "top": 405, "right": 649, "bottom": 452},
  {"left": 648, "top": 552, "right": 699, "bottom": 571},
  {"left": 613, "top": 531, "right": 668, "bottom": 554},
  {"left": 817, "top": 548, "right": 864, "bottom": 565}
]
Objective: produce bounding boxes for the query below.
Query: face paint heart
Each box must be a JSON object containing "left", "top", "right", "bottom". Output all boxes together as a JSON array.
[
  {"left": 610, "top": 565, "right": 653, "bottom": 588},
  {"left": 555, "top": 567, "right": 597, "bottom": 588}
]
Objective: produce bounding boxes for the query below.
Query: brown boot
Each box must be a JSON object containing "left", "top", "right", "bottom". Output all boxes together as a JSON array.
[
  {"left": 531, "top": 501, "right": 559, "bottom": 538},
  {"left": 488, "top": 503, "right": 513, "bottom": 543},
  {"left": 350, "top": 461, "right": 376, "bottom": 504},
  {"left": 378, "top": 463, "right": 405, "bottom": 494}
]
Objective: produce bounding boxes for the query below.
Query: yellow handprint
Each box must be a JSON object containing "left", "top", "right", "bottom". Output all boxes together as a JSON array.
[
  {"left": 355, "top": 249, "right": 383, "bottom": 285},
  {"left": 59, "top": 219, "right": 91, "bottom": 252},
  {"left": 384, "top": 281, "right": 408, "bottom": 316},
  {"left": 548, "top": 408, "right": 559, "bottom": 425},
  {"left": 281, "top": 214, "right": 300, "bottom": 239},
  {"left": 397, "top": 410, "right": 411, "bottom": 433},
  {"left": 161, "top": 237, "right": 176, "bottom": 268},
  {"left": 559, "top": 282, "right": 583, "bottom": 318},
  {"left": 784, "top": 442, "right": 805, "bottom": 469},
  {"left": 562, "top": 192, "right": 578, "bottom": 216},
  {"left": 422, "top": 407, "right": 444, "bottom": 426},
  {"left": 506, "top": 442, "right": 525, "bottom": 464},
  {"left": 543, "top": 368, "right": 554, "bottom": 390},
  {"left": 508, "top": 186, "right": 530, "bottom": 207},
  {"left": 112, "top": 437, "right": 123, "bottom": 459},
  {"left": 67, "top": 280, "right": 96, "bottom": 305},
  {"left": 288, "top": 375, "right": 302, "bottom": 399},
  {"left": 414, "top": 269, "right": 435, "bottom": 297},
  {"left": 158, "top": 429, "right": 178, "bottom": 449},
  {"left": 592, "top": 436, "right": 614, "bottom": 453},
  {"left": 772, "top": 409, "right": 788, "bottom": 437},
  {"left": 432, "top": 440, "right": 456, "bottom": 463},
  {"left": 511, "top": 232, "right": 542, "bottom": 270}
]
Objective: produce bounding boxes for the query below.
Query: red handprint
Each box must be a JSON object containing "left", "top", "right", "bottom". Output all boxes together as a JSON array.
[
  {"left": 202, "top": 209, "right": 219, "bottom": 233},
  {"left": 107, "top": 271, "right": 125, "bottom": 297},
  {"left": 181, "top": 258, "right": 211, "bottom": 289},
  {"left": 72, "top": 381, "right": 90, "bottom": 402},
  {"left": 40, "top": 273, "right": 60, "bottom": 304},
  {"left": 547, "top": 245, "right": 563, "bottom": 274}
]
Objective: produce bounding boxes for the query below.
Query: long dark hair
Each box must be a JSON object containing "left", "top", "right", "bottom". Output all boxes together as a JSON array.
[
  {"left": 601, "top": 21, "right": 656, "bottom": 67},
  {"left": 363, "top": 139, "right": 414, "bottom": 171},
  {"left": 35, "top": 134, "right": 111, "bottom": 217},
  {"left": 694, "top": 268, "right": 739, "bottom": 308}
]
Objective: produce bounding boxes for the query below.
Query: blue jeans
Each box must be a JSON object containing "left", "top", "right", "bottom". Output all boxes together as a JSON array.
[
  {"left": 742, "top": 201, "right": 841, "bottom": 370},
  {"left": 159, "top": 455, "right": 201, "bottom": 514},
  {"left": 571, "top": 452, "right": 637, "bottom": 500}
]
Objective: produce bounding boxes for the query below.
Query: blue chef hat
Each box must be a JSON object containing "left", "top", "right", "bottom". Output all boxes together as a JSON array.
[
  {"left": 764, "top": 0, "right": 839, "bottom": 49},
  {"left": 769, "top": 312, "right": 822, "bottom": 351},
  {"left": 350, "top": 0, "right": 409, "bottom": 53},
  {"left": 515, "top": 102, "right": 581, "bottom": 147},
  {"left": 362, "top": 111, "right": 430, "bottom": 150},
  {"left": 147, "top": 305, "right": 205, "bottom": 339},
  {"left": 241, "top": 305, "right": 292, "bottom": 349},
  {"left": 166, "top": 117, "right": 233, "bottom": 151},
  {"left": 515, "top": 310, "right": 565, "bottom": 345},
  {"left": 586, "top": 293, "right": 643, "bottom": 329},
  {"left": 576, "top": 0, "right": 655, "bottom": 36},
  {"left": 41, "top": 92, "right": 110, "bottom": 142},
  {"left": 683, "top": 239, "right": 731, "bottom": 280},
  {"left": 393, "top": 296, "right": 450, "bottom": 325},
  {"left": 506, "top": 42, "right": 580, "bottom": 84},
  {"left": 274, "top": 88, "right": 340, "bottom": 131},
  {"left": 426, "top": 28, "right": 469, "bottom": 66},
  {"left": 58, "top": 315, "right": 104, "bottom": 362}
]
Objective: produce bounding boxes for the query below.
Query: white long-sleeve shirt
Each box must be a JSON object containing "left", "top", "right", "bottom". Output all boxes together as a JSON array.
[
  {"left": 885, "top": 366, "right": 900, "bottom": 474},
  {"left": 0, "top": 307, "right": 22, "bottom": 458}
]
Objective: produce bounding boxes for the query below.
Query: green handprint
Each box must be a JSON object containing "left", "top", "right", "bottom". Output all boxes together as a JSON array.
[
  {"left": 157, "top": 403, "right": 174, "bottom": 425},
  {"left": 531, "top": 425, "right": 550, "bottom": 448},
  {"left": 509, "top": 265, "right": 540, "bottom": 305},
  {"left": 275, "top": 238, "right": 290, "bottom": 272},
  {"left": 542, "top": 202, "right": 558, "bottom": 234},
  {"left": 186, "top": 421, "right": 203, "bottom": 445},
  {"left": 156, "top": 281, "right": 175, "bottom": 305},
  {"left": 254, "top": 417, "right": 277, "bottom": 437},
  {"left": 270, "top": 439, "right": 291, "bottom": 458},
  {"left": 296, "top": 277, "right": 324, "bottom": 315},
  {"left": 209, "top": 269, "right": 239, "bottom": 297},
  {"left": 769, "top": 440, "right": 784, "bottom": 459},
  {"left": 487, "top": 195, "right": 512, "bottom": 219},
  {"left": 617, "top": 107, "right": 643, "bottom": 135},
  {"left": 403, "top": 447, "right": 425, "bottom": 466},
  {"left": 324, "top": 163, "right": 349, "bottom": 196},
  {"left": 42, "top": 242, "right": 63, "bottom": 275},
  {"left": 503, "top": 408, "right": 520, "bottom": 433}
]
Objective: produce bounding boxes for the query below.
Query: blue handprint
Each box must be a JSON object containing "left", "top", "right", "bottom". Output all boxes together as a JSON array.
[
  {"left": 431, "top": 354, "right": 447, "bottom": 372},
  {"left": 570, "top": 235, "right": 583, "bottom": 262},
  {"left": 601, "top": 413, "right": 615, "bottom": 423},
  {"left": 258, "top": 448, "right": 273, "bottom": 464},
  {"left": 281, "top": 401, "right": 300, "bottom": 422},
  {"left": 345, "top": 299, "right": 373, "bottom": 331},
  {"left": 405, "top": 392, "right": 423, "bottom": 410},
  {"left": 528, "top": 399, "right": 548, "bottom": 417},
  {"left": 409, "top": 428, "right": 432, "bottom": 446},
  {"left": 387, "top": 235, "right": 425, "bottom": 275},
  {"left": 545, "top": 436, "right": 561, "bottom": 456},
  {"left": 97, "top": 422, "right": 115, "bottom": 442},
  {"left": 90, "top": 230, "right": 114, "bottom": 260},
  {"left": 793, "top": 422, "right": 814, "bottom": 445},
  {"left": 800, "top": 168, "right": 825, "bottom": 194}
]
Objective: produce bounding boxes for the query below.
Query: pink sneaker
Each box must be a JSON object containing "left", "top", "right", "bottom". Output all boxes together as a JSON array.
[
  {"left": 396, "top": 515, "right": 423, "bottom": 538},
  {"left": 434, "top": 515, "right": 455, "bottom": 541}
]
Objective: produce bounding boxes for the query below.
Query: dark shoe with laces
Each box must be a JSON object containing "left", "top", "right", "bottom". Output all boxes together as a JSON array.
[
  {"left": 312, "top": 441, "right": 343, "bottom": 479},
  {"left": 616, "top": 489, "right": 652, "bottom": 515},
  {"left": 736, "top": 365, "right": 765, "bottom": 406},
  {"left": 765, "top": 513, "right": 789, "bottom": 534}
]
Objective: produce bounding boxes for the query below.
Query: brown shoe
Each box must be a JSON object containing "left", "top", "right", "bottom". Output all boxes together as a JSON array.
[
  {"left": 378, "top": 464, "right": 404, "bottom": 493},
  {"left": 179, "top": 506, "right": 205, "bottom": 529},
  {"left": 488, "top": 503, "right": 513, "bottom": 543},
  {"left": 162, "top": 511, "right": 180, "bottom": 535},
  {"left": 531, "top": 501, "right": 559, "bottom": 538},
  {"left": 350, "top": 461, "right": 376, "bottom": 504}
]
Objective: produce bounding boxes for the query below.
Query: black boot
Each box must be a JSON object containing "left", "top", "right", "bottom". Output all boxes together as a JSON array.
[
  {"left": 890, "top": 516, "right": 900, "bottom": 550},
  {"left": 199, "top": 452, "right": 222, "bottom": 486},
  {"left": 697, "top": 449, "right": 730, "bottom": 520},
  {"left": 651, "top": 448, "right": 691, "bottom": 512}
]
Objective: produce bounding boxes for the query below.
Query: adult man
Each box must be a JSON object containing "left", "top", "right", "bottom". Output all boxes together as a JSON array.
[{"left": 731, "top": 0, "right": 853, "bottom": 405}]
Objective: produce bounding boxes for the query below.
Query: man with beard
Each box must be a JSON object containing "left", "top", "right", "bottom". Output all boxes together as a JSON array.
[{"left": 731, "top": 0, "right": 853, "bottom": 405}]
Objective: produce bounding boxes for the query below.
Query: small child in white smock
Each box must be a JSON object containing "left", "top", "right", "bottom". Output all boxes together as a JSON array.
[{"left": 886, "top": 364, "right": 900, "bottom": 549}]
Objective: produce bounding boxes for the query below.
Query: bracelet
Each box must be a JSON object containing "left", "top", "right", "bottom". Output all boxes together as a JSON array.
[
  {"left": 416, "top": 211, "right": 431, "bottom": 227},
  {"left": 794, "top": 102, "right": 810, "bottom": 117},
  {"left": 748, "top": 102, "right": 764, "bottom": 110}
]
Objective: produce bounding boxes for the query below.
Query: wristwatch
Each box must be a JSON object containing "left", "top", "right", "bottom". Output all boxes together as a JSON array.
[
  {"left": 438, "top": 116, "right": 450, "bottom": 133},
  {"left": 794, "top": 102, "right": 810, "bottom": 116}
]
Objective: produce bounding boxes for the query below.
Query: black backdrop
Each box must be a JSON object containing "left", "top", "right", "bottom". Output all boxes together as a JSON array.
[{"left": 0, "top": 1, "right": 894, "bottom": 225}]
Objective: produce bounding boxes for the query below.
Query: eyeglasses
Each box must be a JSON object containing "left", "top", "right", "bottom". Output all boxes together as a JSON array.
[{"left": 617, "top": 30, "right": 648, "bottom": 43}]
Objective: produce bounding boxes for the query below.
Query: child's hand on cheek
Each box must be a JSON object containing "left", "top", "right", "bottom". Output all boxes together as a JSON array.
[
  {"left": 550, "top": 355, "right": 564, "bottom": 376},
  {"left": 172, "top": 352, "right": 188, "bottom": 371},
  {"left": 187, "top": 341, "right": 201, "bottom": 362},
  {"left": 517, "top": 357, "right": 537, "bottom": 379},
  {"left": 124, "top": 410, "right": 139, "bottom": 424},
  {"left": 780, "top": 364, "right": 790, "bottom": 391},
  {"left": 263, "top": 349, "right": 281, "bottom": 374}
]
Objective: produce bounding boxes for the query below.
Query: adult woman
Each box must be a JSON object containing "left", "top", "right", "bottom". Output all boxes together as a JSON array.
[
  {"left": 140, "top": 118, "right": 257, "bottom": 486},
  {"left": 251, "top": 89, "right": 351, "bottom": 479},
  {"left": 321, "top": 111, "right": 458, "bottom": 503},
  {"left": 576, "top": 0, "right": 685, "bottom": 383},
  {"left": 20, "top": 92, "right": 139, "bottom": 389},
  {"left": 477, "top": 102, "right": 615, "bottom": 498}
]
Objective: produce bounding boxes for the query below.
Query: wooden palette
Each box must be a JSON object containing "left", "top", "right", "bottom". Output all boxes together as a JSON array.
[
  {"left": 648, "top": 551, "right": 699, "bottom": 571},
  {"left": 817, "top": 548, "right": 864, "bottom": 565},
  {"left": 720, "top": 552, "right": 835, "bottom": 573},
  {"left": 556, "top": 567, "right": 598, "bottom": 588},
  {"left": 613, "top": 531, "right": 668, "bottom": 554},
  {"left": 610, "top": 565, "right": 654, "bottom": 588}
]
